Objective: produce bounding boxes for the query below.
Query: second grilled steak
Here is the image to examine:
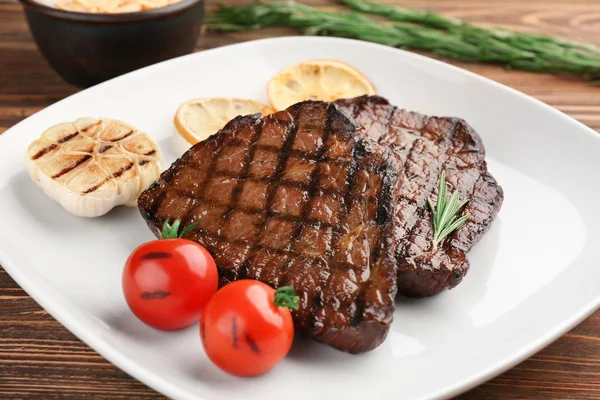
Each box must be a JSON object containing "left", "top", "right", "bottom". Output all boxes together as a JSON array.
[
  {"left": 335, "top": 96, "right": 504, "bottom": 298},
  {"left": 138, "top": 101, "right": 401, "bottom": 353}
]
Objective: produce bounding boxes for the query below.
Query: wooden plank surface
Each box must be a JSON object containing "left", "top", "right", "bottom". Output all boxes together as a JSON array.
[{"left": 1, "top": 0, "right": 600, "bottom": 398}]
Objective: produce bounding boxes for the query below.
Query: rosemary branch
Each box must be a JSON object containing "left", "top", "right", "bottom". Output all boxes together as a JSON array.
[
  {"left": 427, "top": 171, "right": 471, "bottom": 248},
  {"left": 342, "top": 0, "right": 600, "bottom": 78},
  {"left": 207, "top": 2, "right": 600, "bottom": 82}
]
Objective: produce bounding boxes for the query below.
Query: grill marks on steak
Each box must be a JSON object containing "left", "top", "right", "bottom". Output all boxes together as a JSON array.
[
  {"left": 335, "top": 96, "right": 503, "bottom": 298},
  {"left": 138, "top": 101, "right": 401, "bottom": 353}
]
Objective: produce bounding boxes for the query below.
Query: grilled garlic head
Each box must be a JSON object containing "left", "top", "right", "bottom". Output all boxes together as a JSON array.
[{"left": 26, "top": 117, "right": 162, "bottom": 217}]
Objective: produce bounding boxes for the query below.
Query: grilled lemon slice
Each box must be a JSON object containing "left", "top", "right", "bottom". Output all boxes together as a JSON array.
[
  {"left": 267, "top": 60, "right": 376, "bottom": 111},
  {"left": 174, "top": 98, "right": 273, "bottom": 150},
  {"left": 26, "top": 118, "right": 162, "bottom": 217}
]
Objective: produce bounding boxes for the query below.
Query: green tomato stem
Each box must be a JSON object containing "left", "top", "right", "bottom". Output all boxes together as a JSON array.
[
  {"left": 274, "top": 286, "right": 300, "bottom": 310},
  {"left": 161, "top": 219, "right": 198, "bottom": 239}
]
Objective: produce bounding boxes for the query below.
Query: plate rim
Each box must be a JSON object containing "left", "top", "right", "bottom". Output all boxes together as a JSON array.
[{"left": 2, "top": 35, "right": 600, "bottom": 400}]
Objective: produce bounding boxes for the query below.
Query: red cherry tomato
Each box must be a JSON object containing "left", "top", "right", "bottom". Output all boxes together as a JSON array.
[
  {"left": 122, "top": 220, "right": 218, "bottom": 330},
  {"left": 200, "top": 280, "right": 298, "bottom": 377}
]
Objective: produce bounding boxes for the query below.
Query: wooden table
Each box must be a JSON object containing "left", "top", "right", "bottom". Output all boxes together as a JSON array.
[{"left": 2, "top": 0, "right": 600, "bottom": 398}]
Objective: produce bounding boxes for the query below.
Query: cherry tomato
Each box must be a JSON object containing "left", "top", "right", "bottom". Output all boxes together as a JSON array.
[
  {"left": 200, "top": 280, "right": 298, "bottom": 377},
  {"left": 122, "top": 219, "right": 218, "bottom": 330}
]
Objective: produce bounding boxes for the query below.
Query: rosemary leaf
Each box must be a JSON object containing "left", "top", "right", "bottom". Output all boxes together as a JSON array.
[
  {"left": 427, "top": 197, "right": 437, "bottom": 229},
  {"left": 437, "top": 170, "right": 447, "bottom": 221}
]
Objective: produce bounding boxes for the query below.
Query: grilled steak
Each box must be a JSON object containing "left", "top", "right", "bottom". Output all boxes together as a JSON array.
[
  {"left": 138, "top": 101, "right": 402, "bottom": 353},
  {"left": 335, "top": 96, "right": 504, "bottom": 298}
]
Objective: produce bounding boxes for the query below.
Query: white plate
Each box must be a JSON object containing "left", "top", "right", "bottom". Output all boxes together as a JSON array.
[{"left": 1, "top": 37, "right": 599, "bottom": 400}]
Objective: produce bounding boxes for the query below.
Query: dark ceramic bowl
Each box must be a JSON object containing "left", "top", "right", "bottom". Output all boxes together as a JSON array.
[{"left": 20, "top": 0, "right": 204, "bottom": 88}]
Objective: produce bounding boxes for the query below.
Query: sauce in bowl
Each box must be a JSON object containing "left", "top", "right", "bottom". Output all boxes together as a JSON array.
[{"left": 39, "top": 0, "right": 183, "bottom": 13}]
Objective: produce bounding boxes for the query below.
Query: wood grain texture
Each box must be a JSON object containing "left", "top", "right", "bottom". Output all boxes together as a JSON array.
[{"left": 1, "top": 0, "right": 600, "bottom": 398}]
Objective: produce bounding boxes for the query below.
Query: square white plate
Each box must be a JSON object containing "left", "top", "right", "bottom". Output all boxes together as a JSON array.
[{"left": 1, "top": 37, "right": 599, "bottom": 400}]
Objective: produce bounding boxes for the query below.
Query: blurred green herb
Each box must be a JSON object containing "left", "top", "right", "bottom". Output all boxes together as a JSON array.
[{"left": 207, "top": 1, "right": 600, "bottom": 82}]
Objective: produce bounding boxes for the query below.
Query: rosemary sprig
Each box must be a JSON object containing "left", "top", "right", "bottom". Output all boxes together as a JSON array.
[
  {"left": 341, "top": 0, "right": 600, "bottom": 79},
  {"left": 427, "top": 171, "right": 471, "bottom": 248},
  {"left": 207, "top": 2, "right": 600, "bottom": 82}
]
